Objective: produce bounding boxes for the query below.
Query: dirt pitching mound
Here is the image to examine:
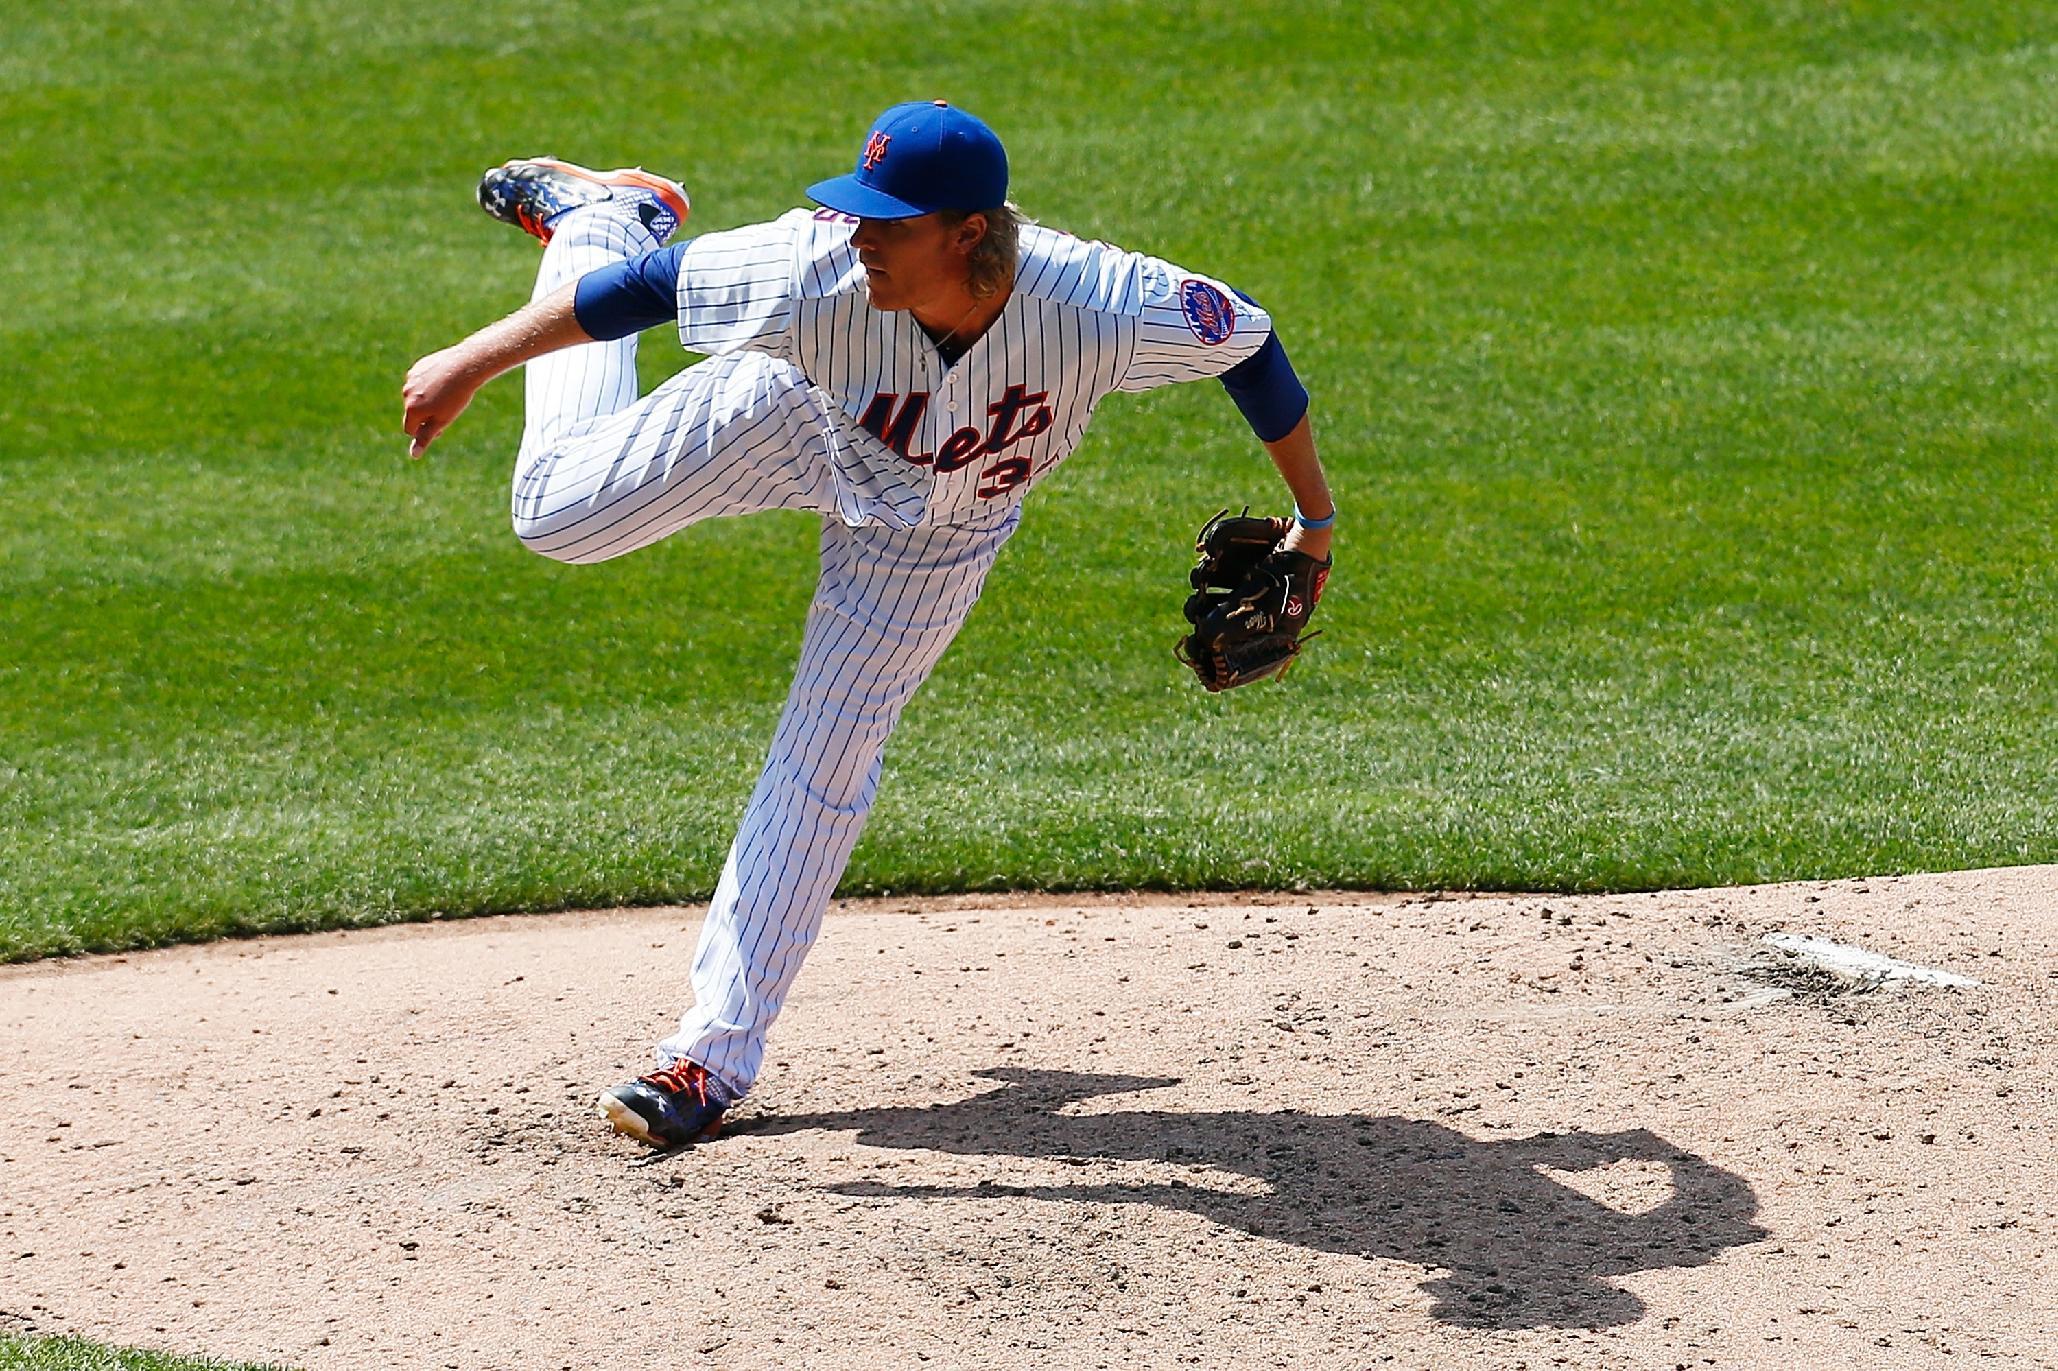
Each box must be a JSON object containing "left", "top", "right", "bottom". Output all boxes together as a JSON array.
[{"left": 3, "top": 868, "right": 2053, "bottom": 1370}]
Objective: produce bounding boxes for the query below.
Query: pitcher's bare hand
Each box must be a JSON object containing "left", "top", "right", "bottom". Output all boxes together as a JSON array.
[{"left": 402, "top": 347, "right": 486, "bottom": 459}]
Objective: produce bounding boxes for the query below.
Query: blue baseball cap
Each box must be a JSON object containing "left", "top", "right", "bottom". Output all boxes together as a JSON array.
[{"left": 807, "top": 101, "right": 1008, "bottom": 219}]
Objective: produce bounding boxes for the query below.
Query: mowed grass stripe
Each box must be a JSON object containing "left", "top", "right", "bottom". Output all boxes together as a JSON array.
[{"left": 1, "top": 1, "right": 2054, "bottom": 960}]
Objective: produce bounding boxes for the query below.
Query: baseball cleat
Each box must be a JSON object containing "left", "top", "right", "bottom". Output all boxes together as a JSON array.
[
  {"left": 477, "top": 157, "right": 690, "bottom": 245},
  {"left": 597, "top": 1058, "right": 730, "bottom": 1148}
]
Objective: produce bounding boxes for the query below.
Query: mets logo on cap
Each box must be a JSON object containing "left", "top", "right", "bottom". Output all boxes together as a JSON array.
[{"left": 1180, "top": 279, "right": 1236, "bottom": 345}]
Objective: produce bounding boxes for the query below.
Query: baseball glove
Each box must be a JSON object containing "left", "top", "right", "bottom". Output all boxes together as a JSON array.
[{"left": 1175, "top": 509, "right": 1331, "bottom": 692}]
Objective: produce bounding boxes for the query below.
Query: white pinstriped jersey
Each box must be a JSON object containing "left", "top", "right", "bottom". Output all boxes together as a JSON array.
[{"left": 671, "top": 209, "right": 1273, "bottom": 526}]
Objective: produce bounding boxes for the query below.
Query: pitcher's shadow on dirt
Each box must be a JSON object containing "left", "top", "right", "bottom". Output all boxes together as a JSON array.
[{"left": 741, "top": 1068, "right": 1766, "bottom": 1329}]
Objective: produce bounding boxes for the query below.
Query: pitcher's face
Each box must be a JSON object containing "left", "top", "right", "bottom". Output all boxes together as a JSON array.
[{"left": 849, "top": 212, "right": 986, "bottom": 312}]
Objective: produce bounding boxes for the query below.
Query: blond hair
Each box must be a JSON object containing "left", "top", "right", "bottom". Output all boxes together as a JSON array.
[{"left": 938, "top": 202, "right": 1029, "bottom": 300}]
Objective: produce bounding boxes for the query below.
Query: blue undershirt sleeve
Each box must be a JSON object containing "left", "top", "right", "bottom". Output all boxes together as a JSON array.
[
  {"left": 571, "top": 241, "right": 689, "bottom": 341},
  {"left": 1219, "top": 290, "right": 1310, "bottom": 443}
]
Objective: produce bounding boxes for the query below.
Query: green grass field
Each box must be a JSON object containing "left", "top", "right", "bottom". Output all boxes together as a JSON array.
[
  {"left": 0, "top": 1335, "right": 282, "bottom": 1371},
  {"left": 3, "top": 0, "right": 2056, "bottom": 973}
]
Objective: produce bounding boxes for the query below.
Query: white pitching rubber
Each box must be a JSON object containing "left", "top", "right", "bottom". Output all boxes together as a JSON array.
[{"left": 1761, "top": 933, "right": 1981, "bottom": 989}]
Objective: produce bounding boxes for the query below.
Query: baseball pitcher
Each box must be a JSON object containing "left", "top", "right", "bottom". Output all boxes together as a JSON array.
[{"left": 401, "top": 102, "right": 1336, "bottom": 1148}]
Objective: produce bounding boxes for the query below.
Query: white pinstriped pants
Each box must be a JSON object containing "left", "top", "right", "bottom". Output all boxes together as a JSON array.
[{"left": 515, "top": 208, "right": 1017, "bottom": 1098}]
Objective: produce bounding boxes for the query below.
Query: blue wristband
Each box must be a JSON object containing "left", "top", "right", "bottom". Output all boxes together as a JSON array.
[{"left": 1293, "top": 505, "right": 1336, "bottom": 531}]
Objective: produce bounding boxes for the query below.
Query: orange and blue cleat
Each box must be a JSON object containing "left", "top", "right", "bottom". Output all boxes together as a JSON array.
[
  {"left": 597, "top": 1058, "right": 731, "bottom": 1149},
  {"left": 477, "top": 157, "right": 690, "bottom": 245}
]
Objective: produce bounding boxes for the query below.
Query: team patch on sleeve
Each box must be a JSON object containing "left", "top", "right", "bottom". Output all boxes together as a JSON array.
[{"left": 1180, "top": 279, "right": 1237, "bottom": 345}]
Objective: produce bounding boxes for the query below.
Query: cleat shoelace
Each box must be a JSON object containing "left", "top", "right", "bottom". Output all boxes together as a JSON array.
[{"left": 641, "top": 1061, "right": 716, "bottom": 1105}]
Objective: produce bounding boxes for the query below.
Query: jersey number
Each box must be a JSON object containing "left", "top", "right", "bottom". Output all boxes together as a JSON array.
[{"left": 976, "top": 456, "right": 1031, "bottom": 499}]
